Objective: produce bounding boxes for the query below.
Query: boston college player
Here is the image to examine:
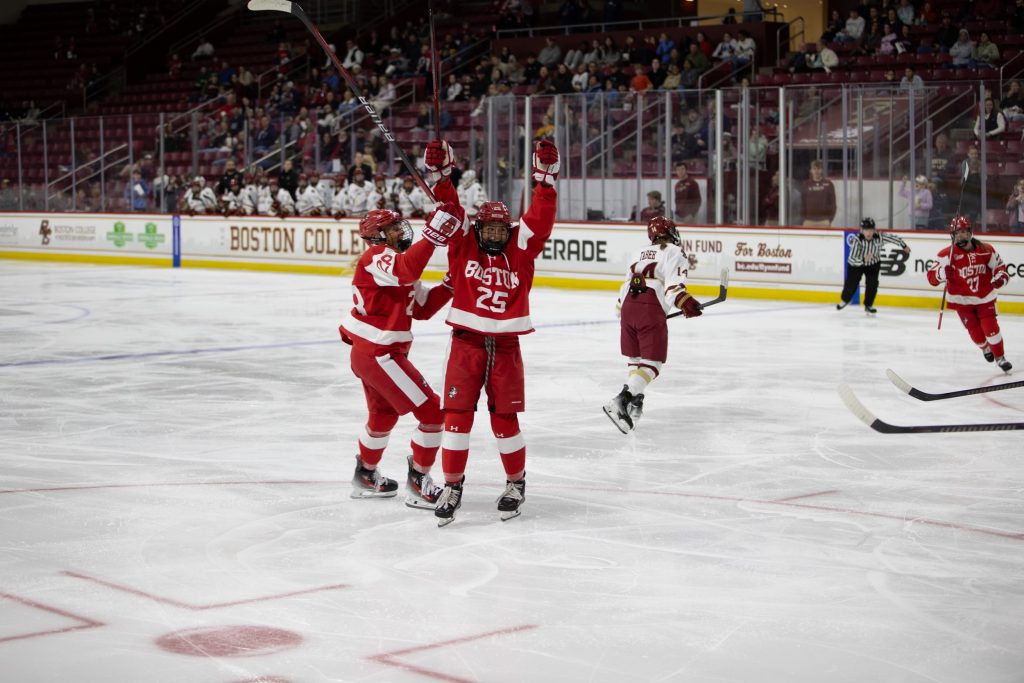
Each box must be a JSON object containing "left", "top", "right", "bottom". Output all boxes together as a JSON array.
[
  {"left": 423, "top": 138, "right": 559, "bottom": 526},
  {"left": 927, "top": 215, "right": 1013, "bottom": 373},
  {"left": 603, "top": 216, "right": 702, "bottom": 433},
  {"left": 340, "top": 207, "right": 461, "bottom": 505}
]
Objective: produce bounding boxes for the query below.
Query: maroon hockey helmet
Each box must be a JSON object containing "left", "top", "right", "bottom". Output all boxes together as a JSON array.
[
  {"left": 359, "top": 208, "right": 413, "bottom": 252},
  {"left": 474, "top": 201, "right": 513, "bottom": 255},
  {"left": 647, "top": 215, "right": 680, "bottom": 246}
]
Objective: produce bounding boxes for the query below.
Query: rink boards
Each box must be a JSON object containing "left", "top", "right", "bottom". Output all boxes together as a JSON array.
[{"left": 1, "top": 212, "right": 1022, "bottom": 313}]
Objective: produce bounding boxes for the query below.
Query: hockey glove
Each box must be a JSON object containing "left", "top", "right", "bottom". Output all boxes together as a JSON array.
[
  {"left": 422, "top": 202, "right": 464, "bottom": 247},
  {"left": 675, "top": 291, "right": 703, "bottom": 318},
  {"left": 992, "top": 270, "right": 1010, "bottom": 289},
  {"left": 532, "top": 139, "right": 560, "bottom": 187},
  {"left": 424, "top": 140, "right": 455, "bottom": 179}
]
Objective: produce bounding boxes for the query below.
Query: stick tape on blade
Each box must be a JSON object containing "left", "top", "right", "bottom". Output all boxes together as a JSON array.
[{"left": 247, "top": 0, "right": 293, "bottom": 12}]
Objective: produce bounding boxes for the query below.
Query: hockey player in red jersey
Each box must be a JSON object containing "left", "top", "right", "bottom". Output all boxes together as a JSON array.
[
  {"left": 340, "top": 206, "right": 462, "bottom": 505},
  {"left": 422, "top": 138, "right": 559, "bottom": 526},
  {"left": 603, "top": 216, "right": 703, "bottom": 433},
  {"left": 927, "top": 215, "right": 1013, "bottom": 373}
]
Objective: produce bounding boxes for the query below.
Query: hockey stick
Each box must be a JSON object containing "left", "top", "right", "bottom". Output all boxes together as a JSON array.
[
  {"left": 938, "top": 160, "right": 971, "bottom": 330},
  {"left": 429, "top": 1, "right": 442, "bottom": 140},
  {"left": 668, "top": 268, "right": 729, "bottom": 319},
  {"left": 246, "top": 0, "right": 436, "bottom": 202},
  {"left": 885, "top": 368, "right": 1024, "bottom": 402},
  {"left": 838, "top": 384, "right": 1024, "bottom": 433}
]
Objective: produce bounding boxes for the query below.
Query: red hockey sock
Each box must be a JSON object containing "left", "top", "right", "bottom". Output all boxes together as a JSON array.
[
  {"left": 410, "top": 397, "right": 444, "bottom": 472},
  {"left": 491, "top": 413, "right": 526, "bottom": 480},
  {"left": 980, "top": 317, "right": 1005, "bottom": 357},
  {"left": 358, "top": 413, "right": 398, "bottom": 468},
  {"left": 441, "top": 410, "right": 474, "bottom": 483}
]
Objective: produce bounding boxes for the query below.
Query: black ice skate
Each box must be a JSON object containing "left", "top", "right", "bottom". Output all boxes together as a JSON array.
[
  {"left": 627, "top": 393, "right": 645, "bottom": 428},
  {"left": 496, "top": 477, "right": 526, "bottom": 521},
  {"left": 983, "top": 347, "right": 995, "bottom": 363},
  {"left": 836, "top": 300, "right": 850, "bottom": 310},
  {"left": 996, "top": 357, "right": 1013, "bottom": 374},
  {"left": 351, "top": 457, "right": 398, "bottom": 499},
  {"left": 602, "top": 385, "right": 634, "bottom": 434},
  {"left": 405, "top": 456, "right": 444, "bottom": 509},
  {"left": 435, "top": 477, "right": 464, "bottom": 527},
  {"left": 864, "top": 306, "right": 877, "bottom": 315}
]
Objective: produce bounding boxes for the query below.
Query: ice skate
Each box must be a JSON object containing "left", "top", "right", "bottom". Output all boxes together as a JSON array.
[
  {"left": 434, "top": 477, "right": 464, "bottom": 527},
  {"left": 496, "top": 477, "right": 526, "bottom": 521},
  {"left": 626, "top": 393, "right": 644, "bottom": 429},
  {"left": 996, "top": 357, "right": 1013, "bottom": 374},
  {"left": 405, "top": 456, "right": 444, "bottom": 509},
  {"left": 864, "top": 306, "right": 877, "bottom": 315},
  {"left": 983, "top": 346, "right": 995, "bottom": 363},
  {"left": 602, "top": 385, "right": 634, "bottom": 434},
  {"left": 836, "top": 300, "right": 850, "bottom": 310},
  {"left": 351, "top": 457, "right": 398, "bottom": 499}
]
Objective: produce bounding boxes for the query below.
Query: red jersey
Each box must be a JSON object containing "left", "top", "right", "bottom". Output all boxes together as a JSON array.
[
  {"left": 340, "top": 239, "right": 452, "bottom": 354},
  {"left": 434, "top": 178, "right": 557, "bottom": 335},
  {"left": 927, "top": 239, "right": 1008, "bottom": 308}
]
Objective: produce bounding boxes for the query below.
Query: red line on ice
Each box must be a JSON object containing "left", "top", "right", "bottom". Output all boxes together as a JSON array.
[{"left": 0, "top": 591, "right": 104, "bottom": 644}]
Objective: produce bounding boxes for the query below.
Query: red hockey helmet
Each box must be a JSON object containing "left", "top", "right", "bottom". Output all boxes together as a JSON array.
[
  {"left": 359, "top": 208, "right": 413, "bottom": 252},
  {"left": 949, "top": 214, "right": 973, "bottom": 247},
  {"left": 647, "top": 215, "right": 680, "bottom": 246},
  {"left": 474, "top": 201, "right": 513, "bottom": 255}
]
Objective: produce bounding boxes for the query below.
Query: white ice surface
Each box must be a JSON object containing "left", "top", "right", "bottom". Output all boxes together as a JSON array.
[{"left": 1, "top": 262, "right": 1023, "bottom": 683}]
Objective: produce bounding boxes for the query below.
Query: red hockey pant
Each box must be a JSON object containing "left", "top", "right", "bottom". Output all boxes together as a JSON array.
[{"left": 953, "top": 302, "right": 1005, "bottom": 358}]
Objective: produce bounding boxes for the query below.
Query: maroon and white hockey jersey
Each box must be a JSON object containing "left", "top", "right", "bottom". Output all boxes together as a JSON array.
[
  {"left": 340, "top": 239, "right": 452, "bottom": 354},
  {"left": 926, "top": 240, "right": 1008, "bottom": 308},
  {"left": 433, "top": 178, "right": 557, "bottom": 336},
  {"left": 617, "top": 242, "right": 691, "bottom": 314}
]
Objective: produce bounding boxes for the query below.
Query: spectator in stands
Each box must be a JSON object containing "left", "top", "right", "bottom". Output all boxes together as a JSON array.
[
  {"left": 679, "top": 108, "right": 708, "bottom": 159},
  {"left": 712, "top": 32, "right": 737, "bottom": 61},
  {"left": 662, "top": 63, "right": 682, "bottom": 90},
  {"left": 446, "top": 73, "right": 464, "bottom": 101},
  {"left": 1007, "top": 179, "right": 1024, "bottom": 232},
  {"left": 348, "top": 152, "right": 374, "bottom": 180},
  {"left": 895, "top": 24, "right": 916, "bottom": 54},
  {"left": 630, "top": 64, "right": 652, "bottom": 92},
  {"left": 821, "top": 10, "right": 845, "bottom": 43},
  {"left": 639, "top": 190, "right": 666, "bottom": 222},
  {"left": 217, "top": 159, "right": 243, "bottom": 195},
  {"left": 812, "top": 44, "right": 839, "bottom": 73},
  {"left": 949, "top": 30, "right": 973, "bottom": 67},
  {"left": 972, "top": 32, "right": 999, "bottom": 68},
  {"left": 680, "top": 59, "right": 700, "bottom": 89},
  {"left": 342, "top": 40, "right": 364, "bottom": 69},
  {"left": 801, "top": 160, "right": 836, "bottom": 226},
  {"left": 278, "top": 158, "right": 300, "bottom": 200},
  {"left": 552, "top": 63, "right": 574, "bottom": 93},
  {"left": 191, "top": 35, "right": 215, "bottom": 61},
  {"left": 900, "top": 175, "right": 933, "bottom": 229},
  {"left": 974, "top": 97, "right": 1007, "bottom": 139},
  {"left": 371, "top": 76, "right": 397, "bottom": 114},
  {"left": 656, "top": 33, "right": 675, "bottom": 63},
  {"left": 761, "top": 171, "right": 781, "bottom": 224},
  {"left": 125, "top": 170, "right": 149, "bottom": 211},
  {"left": 787, "top": 43, "right": 814, "bottom": 73},
  {"left": 900, "top": 66, "right": 925, "bottom": 91},
  {"left": 638, "top": 35, "right": 657, "bottom": 65},
  {"left": 896, "top": 0, "right": 915, "bottom": 27},
  {"left": 930, "top": 132, "right": 954, "bottom": 176},
  {"left": 563, "top": 40, "right": 589, "bottom": 70},
  {"left": 1003, "top": 80, "right": 1024, "bottom": 120},
  {"left": 538, "top": 37, "right": 562, "bottom": 67},
  {"left": 933, "top": 14, "right": 958, "bottom": 52},
  {"left": 917, "top": 2, "right": 939, "bottom": 25},
  {"left": 648, "top": 59, "right": 667, "bottom": 89},
  {"left": 600, "top": 37, "right": 621, "bottom": 68},
  {"left": 748, "top": 127, "right": 768, "bottom": 169},
  {"left": 686, "top": 43, "right": 710, "bottom": 73},
  {"left": 837, "top": 9, "right": 866, "bottom": 43},
  {"left": 583, "top": 39, "right": 604, "bottom": 66},
  {"left": 878, "top": 23, "right": 899, "bottom": 55},
  {"left": 960, "top": 146, "right": 982, "bottom": 221},
  {"left": 732, "top": 30, "right": 756, "bottom": 72},
  {"left": 722, "top": 8, "right": 738, "bottom": 24},
  {"left": 694, "top": 32, "right": 713, "bottom": 60},
  {"left": 674, "top": 164, "right": 701, "bottom": 222}
]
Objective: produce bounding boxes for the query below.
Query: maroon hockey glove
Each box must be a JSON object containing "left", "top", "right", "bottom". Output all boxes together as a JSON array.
[
  {"left": 532, "top": 139, "right": 560, "bottom": 186},
  {"left": 422, "top": 202, "right": 464, "bottom": 247},
  {"left": 424, "top": 140, "right": 455, "bottom": 179},
  {"left": 675, "top": 291, "right": 703, "bottom": 318}
]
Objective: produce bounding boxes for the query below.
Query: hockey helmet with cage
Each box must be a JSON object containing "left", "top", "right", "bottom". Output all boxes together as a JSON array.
[
  {"left": 359, "top": 208, "right": 413, "bottom": 252},
  {"left": 860, "top": 217, "right": 876, "bottom": 230},
  {"left": 949, "top": 214, "right": 973, "bottom": 247},
  {"left": 647, "top": 215, "right": 680, "bottom": 246},
  {"left": 474, "top": 201, "right": 514, "bottom": 255}
]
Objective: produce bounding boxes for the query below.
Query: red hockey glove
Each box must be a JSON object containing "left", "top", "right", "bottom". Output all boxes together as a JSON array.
[
  {"left": 532, "top": 139, "right": 560, "bottom": 186},
  {"left": 675, "top": 291, "right": 703, "bottom": 318},
  {"left": 992, "top": 270, "right": 1009, "bottom": 289},
  {"left": 422, "top": 202, "right": 464, "bottom": 247},
  {"left": 424, "top": 140, "right": 455, "bottom": 179}
]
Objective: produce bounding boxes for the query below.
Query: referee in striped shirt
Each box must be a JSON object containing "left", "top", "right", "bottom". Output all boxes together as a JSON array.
[{"left": 837, "top": 218, "right": 910, "bottom": 315}]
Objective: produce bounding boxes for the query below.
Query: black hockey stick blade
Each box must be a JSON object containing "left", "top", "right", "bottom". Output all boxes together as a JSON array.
[
  {"left": 885, "top": 368, "right": 1024, "bottom": 402},
  {"left": 838, "top": 384, "right": 1024, "bottom": 433},
  {"left": 246, "top": 0, "right": 436, "bottom": 201},
  {"left": 668, "top": 268, "right": 729, "bottom": 319}
]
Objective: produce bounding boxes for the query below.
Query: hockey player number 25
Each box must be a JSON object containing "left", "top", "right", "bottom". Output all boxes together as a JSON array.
[{"left": 475, "top": 286, "right": 508, "bottom": 313}]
